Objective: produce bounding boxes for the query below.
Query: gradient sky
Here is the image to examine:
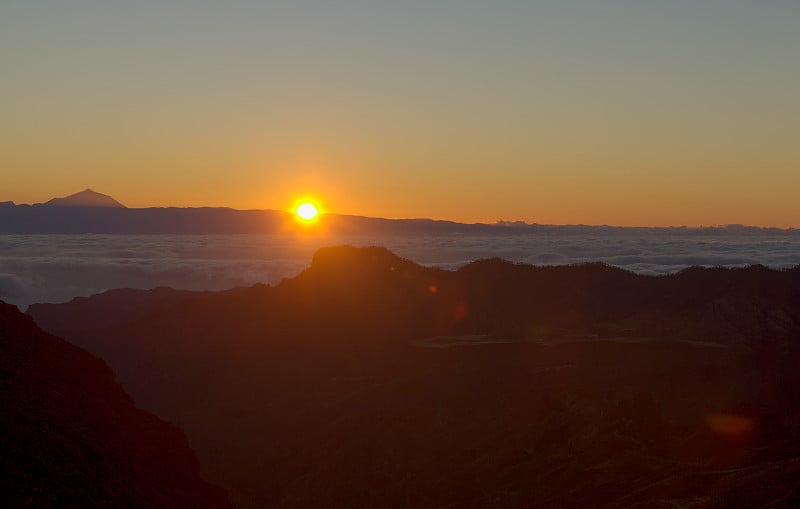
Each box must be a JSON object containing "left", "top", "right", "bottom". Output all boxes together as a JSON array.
[{"left": 2, "top": 1, "right": 798, "bottom": 227}]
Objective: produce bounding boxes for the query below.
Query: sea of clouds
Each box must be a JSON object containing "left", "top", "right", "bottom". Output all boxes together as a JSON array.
[{"left": 2, "top": 229, "right": 799, "bottom": 311}]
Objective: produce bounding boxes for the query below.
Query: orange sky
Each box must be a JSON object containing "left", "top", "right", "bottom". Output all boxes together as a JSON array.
[{"left": 2, "top": 2, "right": 799, "bottom": 228}]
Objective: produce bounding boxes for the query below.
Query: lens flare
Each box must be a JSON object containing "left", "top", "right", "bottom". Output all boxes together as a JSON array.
[{"left": 705, "top": 413, "right": 755, "bottom": 438}]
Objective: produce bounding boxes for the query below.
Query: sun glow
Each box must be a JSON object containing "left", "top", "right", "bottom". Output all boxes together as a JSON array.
[{"left": 295, "top": 201, "right": 320, "bottom": 223}]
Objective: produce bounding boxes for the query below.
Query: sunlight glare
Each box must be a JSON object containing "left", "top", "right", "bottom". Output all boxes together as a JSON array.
[{"left": 296, "top": 202, "right": 319, "bottom": 222}]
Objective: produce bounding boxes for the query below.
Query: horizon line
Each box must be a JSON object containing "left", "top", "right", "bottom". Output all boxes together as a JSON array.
[{"left": 2, "top": 200, "right": 798, "bottom": 232}]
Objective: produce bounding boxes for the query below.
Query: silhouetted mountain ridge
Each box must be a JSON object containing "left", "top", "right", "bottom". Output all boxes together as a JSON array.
[
  {"left": 42, "top": 188, "right": 126, "bottom": 208},
  {"left": 3, "top": 194, "right": 799, "bottom": 233},
  {"left": 276, "top": 247, "right": 800, "bottom": 347},
  {"left": 27, "top": 246, "right": 800, "bottom": 508}
]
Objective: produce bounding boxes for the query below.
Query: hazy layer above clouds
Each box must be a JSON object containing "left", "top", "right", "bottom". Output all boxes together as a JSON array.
[{"left": 2, "top": 230, "right": 799, "bottom": 311}]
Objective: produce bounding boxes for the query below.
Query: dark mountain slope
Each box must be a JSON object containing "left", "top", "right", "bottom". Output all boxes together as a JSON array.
[
  {"left": 0, "top": 301, "right": 231, "bottom": 509},
  {"left": 28, "top": 247, "right": 800, "bottom": 508}
]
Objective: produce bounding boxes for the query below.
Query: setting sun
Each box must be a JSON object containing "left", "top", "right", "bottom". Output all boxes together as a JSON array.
[{"left": 295, "top": 202, "right": 319, "bottom": 222}]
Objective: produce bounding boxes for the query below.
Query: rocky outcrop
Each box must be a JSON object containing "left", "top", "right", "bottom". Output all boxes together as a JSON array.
[{"left": 0, "top": 301, "right": 231, "bottom": 509}]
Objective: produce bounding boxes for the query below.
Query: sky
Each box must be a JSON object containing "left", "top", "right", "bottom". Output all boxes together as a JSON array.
[{"left": 2, "top": 0, "right": 798, "bottom": 227}]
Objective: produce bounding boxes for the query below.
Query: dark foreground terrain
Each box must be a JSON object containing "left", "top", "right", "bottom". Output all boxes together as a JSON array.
[
  {"left": 30, "top": 246, "right": 800, "bottom": 508},
  {"left": 0, "top": 301, "right": 231, "bottom": 508}
]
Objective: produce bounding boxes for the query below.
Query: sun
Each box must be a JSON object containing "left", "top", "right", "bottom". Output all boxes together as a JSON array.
[{"left": 295, "top": 201, "right": 319, "bottom": 222}]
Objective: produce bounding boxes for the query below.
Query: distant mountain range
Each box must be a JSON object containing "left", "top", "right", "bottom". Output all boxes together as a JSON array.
[
  {"left": 1, "top": 189, "right": 796, "bottom": 234},
  {"left": 0, "top": 189, "right": 488, "bottom": 234},
  {"left": 28, "top": 246, "right": 800, "bottom": 508},
  {"left": 0, "top": 300, "right": 231, "bottom": 508}
]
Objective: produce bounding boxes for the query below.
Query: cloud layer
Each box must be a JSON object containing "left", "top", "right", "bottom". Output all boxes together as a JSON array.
[{"left": 2, "top": 230, "right": 798, "bottom": 310}]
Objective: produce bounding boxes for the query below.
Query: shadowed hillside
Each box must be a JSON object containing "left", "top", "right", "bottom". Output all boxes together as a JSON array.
[
  {"left": 0, "top": 301, "right": 231, "bottom": 509},
  {"left": 29, "top": 246, "right": 800, "bottom": 508}
]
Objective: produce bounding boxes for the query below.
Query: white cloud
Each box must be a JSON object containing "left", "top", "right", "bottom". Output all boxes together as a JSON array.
[
  {"left": 1, "top": 229, "right": 798, "bottom": 310},
  {"left": 0, "top": 273, "right": 28, "bottom": 300}
]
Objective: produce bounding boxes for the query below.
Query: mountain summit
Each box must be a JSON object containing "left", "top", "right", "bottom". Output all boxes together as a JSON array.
[{"left": 43, "top": 188, "right": 126, "bottom": 208}]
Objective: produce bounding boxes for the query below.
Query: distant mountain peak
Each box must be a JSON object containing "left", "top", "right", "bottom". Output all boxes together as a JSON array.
[{"left": 43, "top": 188, "right": 126, "bottom": 208}]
